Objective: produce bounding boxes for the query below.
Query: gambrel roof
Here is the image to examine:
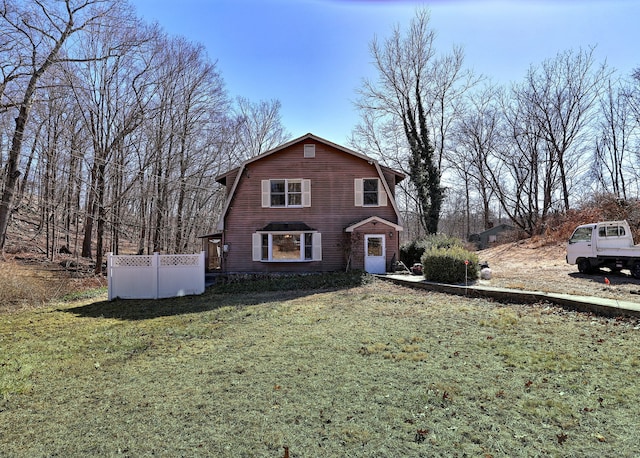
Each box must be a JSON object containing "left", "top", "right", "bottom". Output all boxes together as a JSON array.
[
  {"left": 215, "top": 133, "right": 404, "bottom": 184},
  {"left": 215, "top": 133, "right": 405, "bottom": 232}
]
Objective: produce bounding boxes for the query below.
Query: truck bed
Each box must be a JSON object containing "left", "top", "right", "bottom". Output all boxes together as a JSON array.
[{"left": 595, "top": 245, "right": 640, "bottom": 257}]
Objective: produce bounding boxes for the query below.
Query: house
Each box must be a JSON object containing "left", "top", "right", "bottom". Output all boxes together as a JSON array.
[
  {"left": 469, "top": 223, "right": 514, "bottom": 250},
  {"left": 203, "top": 133, "right": 405, "bottom": 274}
]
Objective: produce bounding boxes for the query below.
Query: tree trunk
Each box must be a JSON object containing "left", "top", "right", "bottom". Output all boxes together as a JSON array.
[
  {"left": 0, "top": 13, "right": 74, "bottom": 249},
  {"left": 0, "top": 106, "right": 29, "bottom": 248},
  {"left": 93, "top": 162, "right": 106, "bottom": 275}
]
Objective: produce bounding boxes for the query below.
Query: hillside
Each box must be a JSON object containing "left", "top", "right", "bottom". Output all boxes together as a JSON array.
[{"left": 479, "top": 239, "right": 640, "bottom": 302}]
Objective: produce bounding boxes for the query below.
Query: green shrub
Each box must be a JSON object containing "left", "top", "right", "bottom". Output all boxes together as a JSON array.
[
  {"left": 424, "top": 233, "right": 465, "bottom": 250},
  {"left": 421, "top": 245, "right": 479, "bottom": 284},
  {"left": 400, "top": 234, "right": 464, "bottom": 266}
]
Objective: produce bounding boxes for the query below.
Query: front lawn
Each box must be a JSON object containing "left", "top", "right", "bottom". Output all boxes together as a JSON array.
[{"left": 1, "top": 277, "right": 639, "bottom": 457}]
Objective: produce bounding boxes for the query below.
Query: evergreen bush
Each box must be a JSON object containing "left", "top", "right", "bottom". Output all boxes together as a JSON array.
[
  {"left": 400, "top": 239, "right": 426, "bottom": 266},
  {"left": 421, "top": 245, "right": 479, "bottom": 284}
]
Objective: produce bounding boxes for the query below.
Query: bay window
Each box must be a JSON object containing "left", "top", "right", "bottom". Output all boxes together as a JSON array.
[{"left": 253, "top": 232, "right": 322, "bottom": 262}]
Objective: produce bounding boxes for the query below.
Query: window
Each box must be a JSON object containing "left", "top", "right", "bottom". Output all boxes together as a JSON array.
[
  {"left": 569, "top": 226, "right": 593, "bottom": 243},
  {"left": 252, "top": 232, "right": 322, "bottom": 262},
  {"left": 363, "top": 179, "right": 379, "bottom": 206},
  {"left": 354, "top": 178, "right": 387, "bottom": 207},
  {"left": 367, "top": 237, "right": 383, "bottom": 256},
  {"left": 304, "top": 144, "right": 316, "bottom": 158},
  {"left": 269, "top": 180, "right": 300, "bottom": 207},
  {"left": 304, "top": 233, "right": 313, "bottom": 260},
  {"left": 262, "top": 179, "right": 311, "bottom": 208},
  {"left": 598, "top": 226, "right": 625, "bottom": 237},
  {"left": 272, "top": 234, "right": 301, "bottom": 260},
  {"left": 261, "top": 234, "right": 269, "bottom": 260}
]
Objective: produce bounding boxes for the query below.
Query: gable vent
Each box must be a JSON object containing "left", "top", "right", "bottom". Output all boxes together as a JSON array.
[{"left": 304, "top": 144, "right": 316, "bottom": 158}]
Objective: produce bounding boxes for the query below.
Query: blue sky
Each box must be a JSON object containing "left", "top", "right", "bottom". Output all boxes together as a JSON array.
[{"left": 130, "top": 0, "right": 639, "bottom": 144}]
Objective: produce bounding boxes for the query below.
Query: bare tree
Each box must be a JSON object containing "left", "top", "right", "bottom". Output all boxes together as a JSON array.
[
  {"left": 39, "top": 89, "right": 65, "bottom": 259},
  {"left": 66, "top": 9, "right": 158, "bottom": 271},
  {"left": 480, "top": 48, "right": 610, "bottom": 235},
  {"left": 0, "top": 0, "right": 117, "bottom": 250},
  {"left": 112, "top": 33, "right": 231, "bottom": 255},
  {"left": 521, "top": 47, "right": 610, "bottom": 211},
  {"left": 353, "top": 8, "right": 475, "bottom": 235},
  {"left": 482, "top": 86, "right": 550, "bottom": 235},
  {"left": 0, "top": 0, "right": 295, "bottom": 266},
  {"left": 627, "top": 68, "right": 640, "bottom": 124},
  {"left": 233, "top": 97, "right": 290, "bottom": 159},
  {"left": 165, "top": 38, "right": 228, "bottom": 253},
  {"left": 592, "top": 77, "right": 638, "bottom": 198},
  {"left": 450, "top": 83, "right": 502, "bottom": 234}
]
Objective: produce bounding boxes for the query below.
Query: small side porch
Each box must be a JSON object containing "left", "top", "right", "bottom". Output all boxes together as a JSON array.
[
  {"left": 198, "top": 233, "right": 226, "bottom": 272},
  {"left": 345, "top": 216, "right": 403, "bottom": 274}
]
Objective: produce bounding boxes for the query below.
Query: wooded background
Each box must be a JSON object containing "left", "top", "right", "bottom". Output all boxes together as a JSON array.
[{"left": 1, "top": 2, "right": 639, "bottom": 272}]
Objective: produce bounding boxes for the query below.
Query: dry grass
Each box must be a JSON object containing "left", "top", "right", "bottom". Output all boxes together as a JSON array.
[
  {"left": 0, "top": 260, "right": 105, "bottom": 313},
  {"left": 479, "top": 241, "right": 640, "bottom": 301},
  {"left": 2, "top": 278, "right": 640, "bottom": 457},
  {"left": 0, "top": 261, "right": 68, "bottom": 311}
]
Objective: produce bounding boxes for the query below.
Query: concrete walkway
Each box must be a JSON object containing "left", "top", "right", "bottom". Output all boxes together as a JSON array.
[{"left": 378, "top": 273, "right": 640, "bottom": 319}]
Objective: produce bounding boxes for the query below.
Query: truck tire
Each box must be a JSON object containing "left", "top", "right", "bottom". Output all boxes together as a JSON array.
[
  {"left": 577, "top": 258, "right": 592, "bottom": 274},
  {"left": 632, "top": 262, "right": 640, "bottom": 279}
]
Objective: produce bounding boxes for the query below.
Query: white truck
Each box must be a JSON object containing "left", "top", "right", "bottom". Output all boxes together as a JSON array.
[{"left": 566, "top": 220, "right": 640, "bottom": 278}]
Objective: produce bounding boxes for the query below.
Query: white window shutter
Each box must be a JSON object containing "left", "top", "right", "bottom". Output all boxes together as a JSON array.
[
  {"left": 302, "top": 179, "right": 311, "bottom": 207},
  {"left": 261, "top": 180, "right": 270, "bottom": 208},
  {"left": 252, "top": 233, "right": 263, "bottom": 261},
  {"left": 379, "top": 183, "right": 387, "bottom": 207},
  {"left": 354, "top": 179, "right": 363, "bottom": 207},
  {"left": 312, "top": 233, "right": 322, "bottom": 261}
]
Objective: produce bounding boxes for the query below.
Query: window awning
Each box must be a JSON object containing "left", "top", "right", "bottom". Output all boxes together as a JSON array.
[
  {"left": 198, "top": 232, "right": 222, "bottom": 239},
  {"left": 259, "top": 222, "right": 316, "bottom": 232}
]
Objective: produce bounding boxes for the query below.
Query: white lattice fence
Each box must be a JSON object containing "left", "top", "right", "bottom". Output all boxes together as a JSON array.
[{"left": 107, "top": 252, "right": 205, "bottom": 300}]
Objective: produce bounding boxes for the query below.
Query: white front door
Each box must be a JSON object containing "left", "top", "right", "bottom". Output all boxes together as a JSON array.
[{"left": 364, "top": 235, "right": 386, "bottom": 274}]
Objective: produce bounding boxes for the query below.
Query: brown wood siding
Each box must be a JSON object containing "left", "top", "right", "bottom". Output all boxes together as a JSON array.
[{"left": 222, "top": 140, "right": 401, "bottom": 272}]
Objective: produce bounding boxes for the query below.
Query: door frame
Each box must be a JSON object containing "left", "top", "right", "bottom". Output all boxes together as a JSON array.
[{"left": 364, "top": 234, "right": 386, "bottom": 274}]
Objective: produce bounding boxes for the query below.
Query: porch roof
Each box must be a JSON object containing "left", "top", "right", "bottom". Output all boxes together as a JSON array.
[
  {"left": 345, "top": 216, "right": 403, "bottom": 233},
  {"left": 198, "top": 232, "right": 222, "bottom": 239}
]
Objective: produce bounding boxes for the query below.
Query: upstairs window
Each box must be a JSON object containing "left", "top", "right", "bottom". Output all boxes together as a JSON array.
[
  {"left": 354, "top": 178, "right": 387, "bottom": 207},
  {"left": 262, "top": 179, "right": 311, "bottom": 208},
  {"left": 304, "top": 144, "right": 316, "bottom": 158},
  {"left": 363, "top": 179, "right": 379, "bottom": 206},
  {"left": 269, "top": 180, "right": 300, "bottom": 207}
]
